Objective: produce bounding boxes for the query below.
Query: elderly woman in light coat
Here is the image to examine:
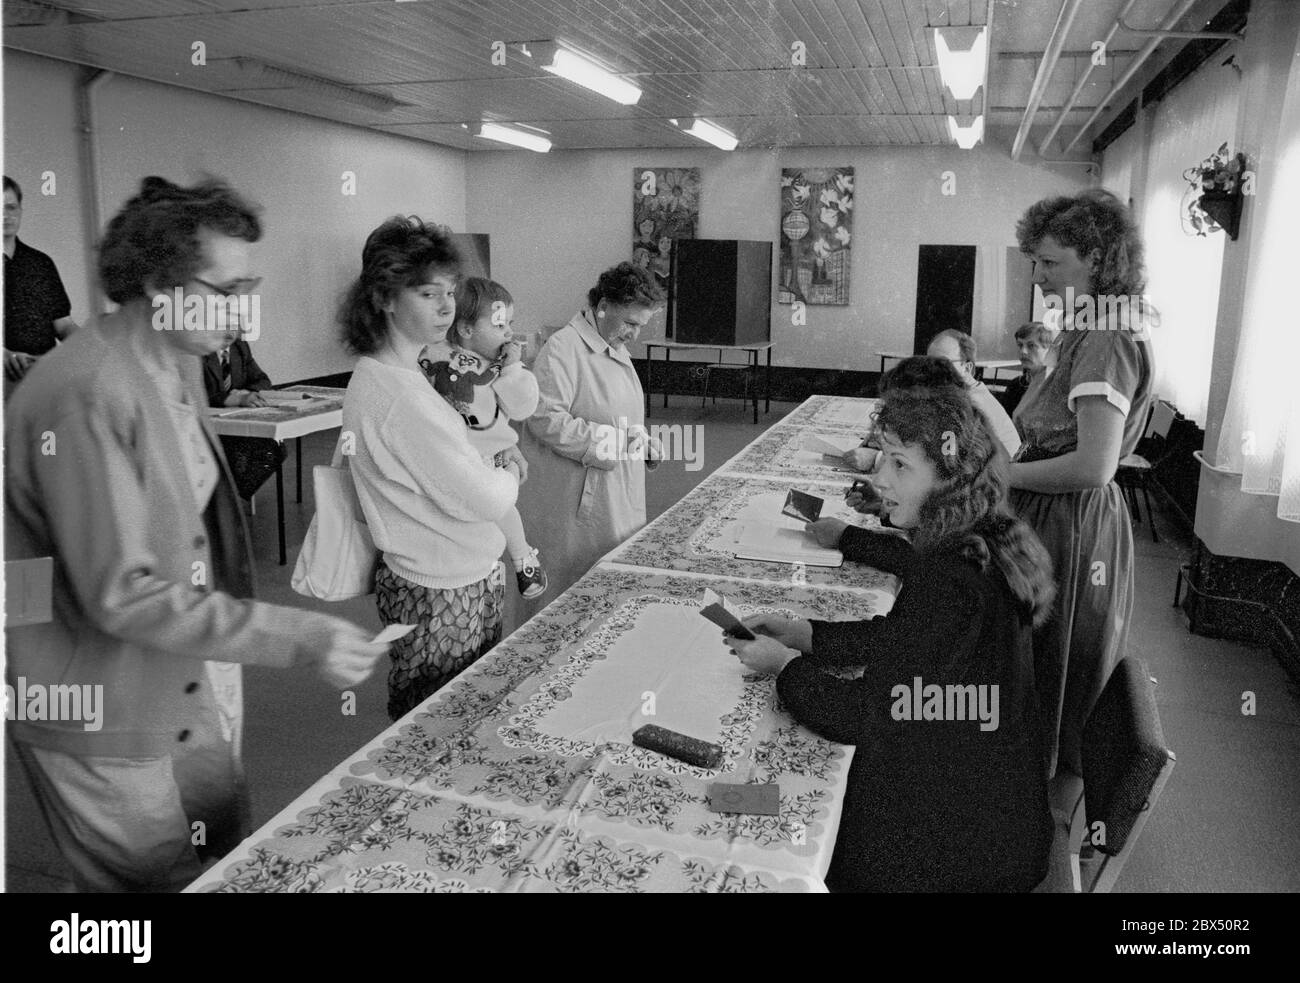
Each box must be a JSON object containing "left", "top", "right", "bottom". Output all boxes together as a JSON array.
[{"left": 519, "top": 262, "right": 665, "bottom": 602}]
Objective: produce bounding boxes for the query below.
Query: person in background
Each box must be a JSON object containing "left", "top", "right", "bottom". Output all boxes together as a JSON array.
[
  {"left": 1000, "top": 321, "right": 1055, "bottom": 420},
  {"left": 840, "top": 355, "right": 968, "bottom": 476},
  {"left": 3, "top": 175, "right": 79, "bottom": 389},
  {"left": 1010, "top": 188, "right": 1157, "bottom": 778},
  {"left": 340, "top": 217, "right": 522, "bottom": 721},
  {"left": 927, "top": 328, "right": 1022, "bottom": 459},
  {"left": 4, "top": 176, "right": 388, "bottom": 892},
  {"left": 202, "top": 335, "right": 288, "bottom": 501},
  {"left": 520, "top": 262, "right": 665, "bottom": 601},
  {"left": 726, "top": 385, "right": 1055, "bottom": 892},
  {"left": 417, "top": 276, "right": 546, "bottom": 598}
]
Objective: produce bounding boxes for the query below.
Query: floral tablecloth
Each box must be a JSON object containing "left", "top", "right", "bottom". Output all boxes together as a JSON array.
[
  {"left": 720, "top": 423, "right": 873, "bottom": 482},
  {"left": 773, "top": 394, "right": 877, "bottom": 432},
  {"left": 605, "top": 470, "right": 898, "bottom": 596},
  {"left": 188, "top": 567, "right": 885, "bottom": 893}
]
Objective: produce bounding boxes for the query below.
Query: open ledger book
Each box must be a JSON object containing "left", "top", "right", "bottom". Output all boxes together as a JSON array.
[{"left": 720, "top": 492, "right": 844, "bottom": 567}]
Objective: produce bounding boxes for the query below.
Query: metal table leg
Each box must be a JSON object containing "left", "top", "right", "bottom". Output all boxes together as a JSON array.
[
  {"left": 664, "top": 348, "right": 670, "bottom": 408},
  {"left": 765, "top": 347, "right": 772, "bottom": 413},
  {"left": 275, "top": 455, "right": 286, "bottom": 566},
  {"left": 296, "top": 436, "right": 303, "bottom": 503},
  {"left": 645, "top": 344, "right": 652, "bottom": 419},
  {"left": 751, "top": 349, "right": 758, "bottom": 424}
]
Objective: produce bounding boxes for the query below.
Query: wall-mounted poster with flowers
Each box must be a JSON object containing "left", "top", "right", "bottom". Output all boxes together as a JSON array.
[
  {"left": 779, "top": 167, "right": 853, "bottom": 306},
  {"left": 632, "top": 168, "right": 701, "bottom": 294}
]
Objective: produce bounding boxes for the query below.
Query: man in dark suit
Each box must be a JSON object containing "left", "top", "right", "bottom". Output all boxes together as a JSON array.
[
  {"left": 202, "top": 337, "right": 286, "bottom": 499},
  {"left": 202, "top": 336, "right": 272, "bottom": 407}
]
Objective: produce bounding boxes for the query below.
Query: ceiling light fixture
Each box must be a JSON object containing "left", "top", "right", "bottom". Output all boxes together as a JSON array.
[
  {"left": 232, "top": 57, "right": 404, "bottom": 112},
  {"left": 673, "top": 117, "right": 739, "bottom": 151},
  {"left": 933, "top": 26, "right": 988, "bottom": 101},
  {"left": 477, "top": 122, "right": 552, "bottom": 152},
  {"left": 539, "top": 45, "right": 642, "bottom": 106},
  {"left": 947, "top": 115, "right": 985, "bottom": 149}
]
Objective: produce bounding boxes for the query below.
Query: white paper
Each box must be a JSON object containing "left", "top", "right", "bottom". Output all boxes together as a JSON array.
[
  {"left": 260, "top": 390, "right": 311, "bottom": 404},
  {"left": 533, "top": 602, "right": 747, "bottom": 746},
  {"left": 729, "top": 521, "right": 843, "bottom": 567},
  {"left": 802, "top": 433, "right": 861, "bottom": 457},
  {"left": 372, "top": 624, "right": 418, "bottom": 645}
]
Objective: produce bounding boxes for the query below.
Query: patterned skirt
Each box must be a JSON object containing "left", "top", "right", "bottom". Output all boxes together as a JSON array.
[{"left": 374, "top": 560, "right": 506, "bottom": 721}]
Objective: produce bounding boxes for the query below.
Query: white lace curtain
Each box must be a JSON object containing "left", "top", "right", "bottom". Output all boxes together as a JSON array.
[
  {"left": 1214, "top": 27, "right": 1300, "bottom": 521},
  {"left": 1103, "top": 55, "right": 1241, "bottom": 427}
]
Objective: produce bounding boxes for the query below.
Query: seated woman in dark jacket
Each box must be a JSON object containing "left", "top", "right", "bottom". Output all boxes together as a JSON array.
[{"left": 726, "top": 385, "right": 1056, "bottom": 892}]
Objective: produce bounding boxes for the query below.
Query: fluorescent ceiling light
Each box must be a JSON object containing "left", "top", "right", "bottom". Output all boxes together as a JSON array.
[
  {"left": 478, "top": 122, "right": 552, "bottom": 152},
  {"left": 675, "top": 118, "right": 739, "bottom": 151},
  {"left": 947, "top": 115, "right": 984, "bottom": 149},
  {"left": 541, "top": 46, "right": 642, "bottom": 105},
  {"left": 933, "top": 26, "right": 987, "bottom": 101},
  {"left": 232, "top": 57, "right": 404, "bottom": 112}
]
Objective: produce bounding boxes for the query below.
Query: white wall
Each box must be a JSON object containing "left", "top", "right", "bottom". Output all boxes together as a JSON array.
[
  {"left": 4, "top": 50, "right": 467, "bottom": 382},
  {"left": 2, "top": 51, "right": 91, "bottom": 325},
  {"left": 466, "top": 144, "right": 1089, "bottom": 369}
]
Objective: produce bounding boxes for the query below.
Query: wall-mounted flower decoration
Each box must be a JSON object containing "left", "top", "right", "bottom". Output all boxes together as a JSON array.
[{"left": 1182, "top": 143, "right": 1247, "bottom": 239}]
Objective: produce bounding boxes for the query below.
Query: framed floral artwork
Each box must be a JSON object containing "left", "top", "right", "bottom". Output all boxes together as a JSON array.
[
  {"left": 632, "top": 167, "right": 701, "bottom": 288},
  {"left": 778, "top": 167, "right": 853, "bottom": 306}
]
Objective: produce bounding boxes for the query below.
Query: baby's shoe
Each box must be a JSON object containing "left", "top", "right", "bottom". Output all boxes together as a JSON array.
[{"left": 516, "top": 548, "right": 549, "bottom": 599}]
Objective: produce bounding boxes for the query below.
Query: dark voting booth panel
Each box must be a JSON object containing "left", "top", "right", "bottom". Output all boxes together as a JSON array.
[
  {"left": 914, "top": 244, "right": 976, "bottom": 353},
  {"left": 672, "top": 239, "right": 772, "bottom": 347}
]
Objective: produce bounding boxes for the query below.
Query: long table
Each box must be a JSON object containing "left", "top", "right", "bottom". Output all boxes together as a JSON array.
[{"left": 188, "top": 395, "right": 893, "bottom": 893}]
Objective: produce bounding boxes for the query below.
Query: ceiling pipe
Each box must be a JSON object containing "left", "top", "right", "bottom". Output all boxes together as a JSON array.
[
  {"left": 978, "top": 0, "right": 994, "bottom": 142},
  {"left": 1010, "top": 0, "right": 1085, "bottom": 161},
  {"left": 1038, "top": 0, "right": 1141, "bottom": 156},
  {"left": 77, "top": 67, "right": 113, "bottom": 313},
  {"left": 1117, "top": 14, "right": 1243, "bottom": 41},
  {"left": 1063, "top": 0, "right": 1200, "bottom": 154}
]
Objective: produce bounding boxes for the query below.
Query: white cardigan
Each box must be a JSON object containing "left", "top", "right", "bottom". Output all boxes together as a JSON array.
[{"left": 343, "top": 356, "right": 518, "bottom": 589}]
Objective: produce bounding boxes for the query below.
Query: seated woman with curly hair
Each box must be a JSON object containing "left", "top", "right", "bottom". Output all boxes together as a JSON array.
[{"left": 725, "top": 384, "right": 1056, "bottom": 892}]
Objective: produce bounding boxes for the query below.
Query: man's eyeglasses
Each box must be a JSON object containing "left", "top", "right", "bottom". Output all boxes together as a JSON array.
[{"left": 192, "top": 276, "right": 262, "bottom": 298}]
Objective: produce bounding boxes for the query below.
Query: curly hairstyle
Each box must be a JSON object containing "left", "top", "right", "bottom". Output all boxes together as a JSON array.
[
  {"left": 450, "top": 276, "right": 514, "bottom": 343},
  {"left": 98, "top": 176, "right": 261, "bottom": 304},
  {"left": 878, "top": 355, "right": 965, "bottom": 395},
  {"left": 586, "top": 260, "right": 664, "bottom": 310},
  {"left": 1015, "top": 188, "right": 1146, "bottom": 297},
  {"left": 873, "top": 386, "right": 1056, "bottom": 627},
  {"left": 339, "top": 216, "right": 460, "bottom": 356}
]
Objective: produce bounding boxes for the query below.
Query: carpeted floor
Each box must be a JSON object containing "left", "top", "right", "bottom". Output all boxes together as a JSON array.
[{"left": 6, "top": 395, "right": 1299, "bottom": 892}]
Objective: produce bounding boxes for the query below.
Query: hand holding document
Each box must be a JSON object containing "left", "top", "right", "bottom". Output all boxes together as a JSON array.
[
  {"left": 371, "top": 624, "right": 417, "bottom": 645},
  {"left": 699, "top": 588, "right": 756, "bottom": 639},
  {"left": 781, "top": 489, "right": 824, "bottom": 523}
]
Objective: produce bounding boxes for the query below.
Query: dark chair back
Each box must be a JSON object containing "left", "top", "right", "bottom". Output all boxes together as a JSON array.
[{"left": 1078, "top": 657, "right": 1176, "bottom": 892}]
